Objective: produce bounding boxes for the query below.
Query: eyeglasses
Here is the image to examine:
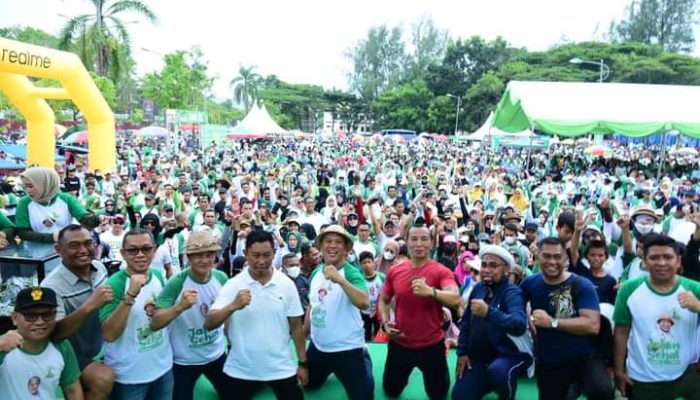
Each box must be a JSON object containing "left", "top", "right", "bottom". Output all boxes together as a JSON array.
[
  {"left": 481, "top": 262, "right": 507, "bottom": 269},
  {"left": 20, "top": 310, "right": 57, "bottom": 322},
  {"left": 112, "top": 220, "right": 125, "bottom": 225},
  {"left": 143, "top": 221, "right": 156, "bottom": 226},
  {"left": 105, "top": 203, "right": 115, "bottom": 207},
  {"left": 123, "top": 246, "right": 155, "bottom": 256}
]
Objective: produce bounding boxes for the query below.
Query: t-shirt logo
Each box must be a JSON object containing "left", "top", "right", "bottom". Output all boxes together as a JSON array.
[
  {"left": 647, "top": 310, "right": 681, "bottom": 365},
  {"left": 199, "top": 302, "right": 209, "bottom": 317},
  {"left": 549, "top": 285, "right": 576, "bottom": 319}
]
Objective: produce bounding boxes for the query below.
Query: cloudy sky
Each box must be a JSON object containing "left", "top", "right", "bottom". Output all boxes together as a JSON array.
[{"left": 0, "top": 0, "right": 657, "bottom": 98}]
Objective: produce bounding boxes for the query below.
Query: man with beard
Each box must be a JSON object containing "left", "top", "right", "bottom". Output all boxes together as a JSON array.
[{"left": 453, "top": 245, "right": 532, "bottom": 400}]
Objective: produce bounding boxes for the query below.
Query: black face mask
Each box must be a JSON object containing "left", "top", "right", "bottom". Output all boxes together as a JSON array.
[{"left": 468, "top": 247, "right": 479, "bottom": 254}]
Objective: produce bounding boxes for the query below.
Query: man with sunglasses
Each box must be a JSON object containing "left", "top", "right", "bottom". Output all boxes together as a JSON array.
[
  {"left": 100, "top": 214, "right": 127, "bottom": 262},
  {"left": 100, "top": 229, "right": 173, "bottom": 400},
  {"left": 43, "top": 224, "right": 115, "bottom": 399},
  {"left": 0, "top": 286, "right": 84, "bottom": 399}
]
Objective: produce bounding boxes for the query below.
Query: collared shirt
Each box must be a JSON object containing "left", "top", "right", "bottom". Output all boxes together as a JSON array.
[
  {"left": 42, "top": 260, "right": 108, "bottom": 369},
  {"left": 211, "top": 268, "right": 303, "bottom": 381}
]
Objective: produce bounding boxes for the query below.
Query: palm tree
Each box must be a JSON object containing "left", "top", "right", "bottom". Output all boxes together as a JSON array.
[
  {"left": 59, "top": 0, "right": 157, "bottom": 78},
  {"left": 230, "top": 65, "right": 262, "bottom": 113}
]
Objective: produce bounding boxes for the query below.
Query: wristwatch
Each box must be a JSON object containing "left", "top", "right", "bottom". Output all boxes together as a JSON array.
[
  {"left": 550, "top": 318, "right": 559, "bottom": 329},
  {"left": 298, "top": 360, "right": 308, "bottom": 368}
]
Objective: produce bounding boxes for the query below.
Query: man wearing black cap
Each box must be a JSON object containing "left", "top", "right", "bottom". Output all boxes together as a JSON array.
[
  {"left": 64, "top": 165, "right": 81, "bottom": 197},
  {"left": 0, "top": 287, "right": 83, "bottom": 399},
  {"left": 521, "top": 222, "right": 541, "bottom": 248}
]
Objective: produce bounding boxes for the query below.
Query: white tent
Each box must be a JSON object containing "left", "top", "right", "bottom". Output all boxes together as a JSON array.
[
  {"left": 466, "top": 112, "right": 534, "bottom": 141},
  {"left": 229, "top": 104, "right": 287, "bottom": 136}
]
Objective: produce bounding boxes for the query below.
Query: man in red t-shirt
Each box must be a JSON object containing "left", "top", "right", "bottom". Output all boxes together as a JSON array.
[{"left": 378, "top": 225, "right": 460, "bottom": 400}]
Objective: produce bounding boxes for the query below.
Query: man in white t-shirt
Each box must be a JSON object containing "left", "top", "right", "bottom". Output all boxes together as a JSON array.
[
  {"left": 305, "top": 225, "right": 373, "bottom": 400},
  {"left": 205, "top": 230, "right": 307, "bottom": 400},
  {"left": 99, "top": 229, "right": 173, "bottom": 400},
  {"left": 99, "top": 214, "right": 127, "bottom": 262},
  {"left": 151, "top": 231, "right": 229, "bottom": 400},
  {"left": 613, "top": 233, "right": 700, "bottom": 400}
]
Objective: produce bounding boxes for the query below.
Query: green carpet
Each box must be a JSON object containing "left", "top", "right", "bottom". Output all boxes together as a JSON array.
[{"left": 193, "top": 343, "right": 540, "bottom": 399}]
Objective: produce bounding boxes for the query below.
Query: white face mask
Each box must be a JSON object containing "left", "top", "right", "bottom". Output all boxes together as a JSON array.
[
  {"left": 286, "top": 266, "right": 301, "bottom": 279},
  {"left": 634, "top": 223, "right": 653, "bottom": 235},
  {"left": 383, "top": 250, "right": 396, "bottom": 261},
  {"left": 504, "top": 236, "right": 516, "bottom": 245},
  {"left": 347, "top": 253, "right": 357, "bottom": 263}
]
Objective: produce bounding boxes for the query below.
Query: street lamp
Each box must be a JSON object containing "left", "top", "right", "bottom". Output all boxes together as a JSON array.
[
  {"left": 569, "top": 57, "right": 610, "bottom": 83},
  {"left": 446, "top": 93, "right": 462, "bottom": 136}
]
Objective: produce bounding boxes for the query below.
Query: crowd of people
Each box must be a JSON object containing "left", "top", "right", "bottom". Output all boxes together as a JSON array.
[{"left": 0, "top": 134, "right": 699, "bottom": 400}]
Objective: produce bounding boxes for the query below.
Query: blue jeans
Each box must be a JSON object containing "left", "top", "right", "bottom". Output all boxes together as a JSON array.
[
  {"left": 306, "top": 342, "right": 374, "bottom": 400},
  {"left": 111, "top": 369, "right": 174, "bottom": 400},
  {"left": 452, "top": 356, "right": 531, "bottom": 400}
]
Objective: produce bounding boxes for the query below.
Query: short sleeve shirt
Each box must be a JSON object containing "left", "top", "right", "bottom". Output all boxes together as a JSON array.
[
  {"left": 381, "top": 260, "right": 457, "bottom": 349},
  {"left": 520, "top": 273, "right": 600, "bottom": 363}
]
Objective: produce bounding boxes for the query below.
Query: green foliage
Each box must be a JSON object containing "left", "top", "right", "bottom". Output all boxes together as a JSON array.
[
  {"left": 58, "top": 0, "right": 157, "bottom": 77},
  {"left": 141, "top": 48, "right": 213, "bottom": 110},
  {"left": 346, "top": 24, "right": 406, "bottom": 103},
  {"left": 372, "top": 80, "right": 434, "bottom": 132},
  {"left": 0, "top": 26, "right": 59, "bottom": 48},
  {"left": 609, "top": 0, "right": 697, "bottom": 52},
  {"left": 258, "top": 79, "right": 328, "bottom": 130},
  {"left": 230, "top": 65, "right": 262, "bottom": 112}
]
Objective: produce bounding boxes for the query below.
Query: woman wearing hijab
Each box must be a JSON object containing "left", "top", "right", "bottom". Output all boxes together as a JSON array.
[
  {"left": 273, "top": 231, "right": 304, "bottom": 269},
  {"left": 508, "top": 188, "right": 529, "bottom": 213},
  {"left": 376, "top": 239, "right": 400, "bottom": 274},
  {"left": 15, "top": 167, "right": 101, "bottom": 242}
]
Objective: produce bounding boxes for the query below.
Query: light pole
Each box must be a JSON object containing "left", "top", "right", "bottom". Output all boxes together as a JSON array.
[
  {"left": 569, "top": 57, "right": 610, "bottom": 83},
  {"left": 446, "top": 93, "right": 462, "bottom": 136}
]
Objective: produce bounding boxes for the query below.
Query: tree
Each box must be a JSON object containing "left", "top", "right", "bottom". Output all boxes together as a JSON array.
[
  {"left": 0, "top": 26, "right": 60, "bottom": 48},
  {"left": 405, "top": 17, "right": 449, "bottom": 81},
  {"left": 346, "top": 24, "right": 406, "bottom": 103},
  {"left": 58, "top": 0, "right": 157, "bottom": 77},
  {"left": 609, "top": 0, "right": 697, "bottom": 52},
  {"left": 141, "top": 48, "right": 213, "bottom": 110},
  {"left": 425, "top": 36, "right": 516, "bottom": 97},
  {"left": 372, "top": 80, "right": 434, "bottom": 132},
  {"left": 258, "top": 78, "right": 328, "bottom": 130},
  {"left": 229, "top": 65, "right": 262, "bottom": 113},
  {"left": 462, "top": 72, "right": 505, "bottom": 132}
]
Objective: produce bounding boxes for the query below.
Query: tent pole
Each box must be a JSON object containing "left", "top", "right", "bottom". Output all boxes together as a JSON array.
[{"left": 657, "top": 131, "right": 667, "bottom": 179}]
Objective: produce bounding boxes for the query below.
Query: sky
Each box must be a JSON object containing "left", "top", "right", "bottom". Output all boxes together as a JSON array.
[{"left": 0, "top": 0, "right": 650, "bottom": 99}]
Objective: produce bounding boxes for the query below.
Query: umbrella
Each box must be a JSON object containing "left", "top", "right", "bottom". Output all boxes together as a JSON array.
[
  {"left": 584, "top": 145, "right": 612, "bottom": 157},
  {"left": 371, "top": 133, "right": 382, "bottom": 141},
  {"left": 434, "top": 134, "right": 449, "bottom": 141},
  {"left": 576, "top": 137, "right": 591, "bottom": 145},
  {"left": 64, "top": 131, "right": 89, "bottom": 144},
  {"left": 561, "top": 138, "right": 575, "bottom": 145},
  {"left": 670, "top": 147, "right": 698, "bottom": 156},
  {"left": 135, "top": 126, "right": 169, "bottom": 137},
  {"left": 55, "top": 124, "right": 67, "bottom": 137},
  {"left": 351, "top": 134, "right": 365, "bottom": 142}
]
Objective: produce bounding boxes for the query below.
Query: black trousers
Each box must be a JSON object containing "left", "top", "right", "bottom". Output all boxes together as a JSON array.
[
  {"left": 362, "top": 313, "right": 379, "bottom": 341},
  {"left": 223, "top": 374, "right": 303, "bottom": 400},
  {"left": 535, "top": 356, "right": 614, "bottom": 400},
  {"left": 172, "top": 354, "right": 228, "bottom": 400},
  {"left": 383, "top": 340, "right": 449, "bottom": 400}
]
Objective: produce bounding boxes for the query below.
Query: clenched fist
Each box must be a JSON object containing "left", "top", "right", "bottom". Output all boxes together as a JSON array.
[
  {"left": 128, "top": 274, "right": 147, "bottom": 296},
  {"left": 232, "top": 289, "right": 252, "bottom": 311},
  {"left": 0, "top": 330, "right": 22, "bottom": 352},
  {"left": 179, "top": 289, "right": 199, "bottom": 311},
  {"left": 85, "top": 286, "right": 114, "bottom": 311}
]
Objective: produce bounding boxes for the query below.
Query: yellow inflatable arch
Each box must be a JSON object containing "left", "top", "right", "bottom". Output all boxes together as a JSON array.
[{"left": 0, "top": 37, "right": 115, "bottom": 171}]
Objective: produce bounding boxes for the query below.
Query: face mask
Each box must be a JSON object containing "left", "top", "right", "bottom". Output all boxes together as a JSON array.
[
  {"left": 634, "top": 223, "right": 653, "bottom": 235},
  {"left": 504, "top": 236, "right": 516, "bottom": 245},
  {"left": 347, "top": 253, "right": 357, "bottom": 263},
  {"left": 286, "top": 266, "right": 301, "bottom": 279},
  {"left": 383, "top": 250, "right": 396, "bottom": 261},
  {"left": 466, "top": 227, "right": 474, "bottom": 232}
]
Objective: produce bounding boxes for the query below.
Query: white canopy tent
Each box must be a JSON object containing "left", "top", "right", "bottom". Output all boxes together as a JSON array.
[{"left": 229, "top": 104, "right": 287, "bottom": 136}]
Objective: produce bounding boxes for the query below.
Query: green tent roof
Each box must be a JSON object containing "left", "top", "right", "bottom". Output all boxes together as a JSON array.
[{"left": 491, "top": 81, "right": 700, "bottom": 137}]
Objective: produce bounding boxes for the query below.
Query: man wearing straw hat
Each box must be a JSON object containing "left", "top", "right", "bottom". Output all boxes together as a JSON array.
[
  {"left": 305, "top": 224, "right": 373, "bottom": 400},
  {"left": 150, "top": 231, "right": 229, "bottom": 400}
]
